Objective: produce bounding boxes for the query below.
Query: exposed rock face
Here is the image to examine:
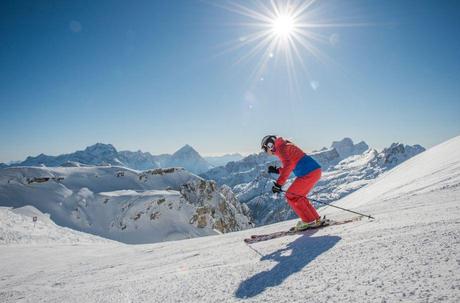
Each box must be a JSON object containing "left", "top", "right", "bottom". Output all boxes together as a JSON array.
[
  {"left": 180, "top": 179, "right": 252, "bottom": 233},
  {"left": 330, "top": 138, "right": 369, "bottom": 159},
  {"left": 377, "top": 143, "right": 425, "bottom": 168},
  {"left": 309, "top": 148, "right": 341, "bottom": 170}
]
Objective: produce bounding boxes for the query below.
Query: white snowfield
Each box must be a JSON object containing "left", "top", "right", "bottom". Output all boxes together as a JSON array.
[{"left": 1, "top": 136, "right": 459, "bottom": 302}]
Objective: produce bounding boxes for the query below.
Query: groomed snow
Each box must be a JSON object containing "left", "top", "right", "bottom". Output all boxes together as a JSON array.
[{"left": 1, "top": 136, "right": 459, "bottom": 302}]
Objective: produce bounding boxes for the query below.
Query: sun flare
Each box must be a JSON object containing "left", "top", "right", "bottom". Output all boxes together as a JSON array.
[
  {"left": 218, "top": 0, "right": 341, "bottom": 88},
  {"left": 272, "top": 14, "right": 296, "bottom": 37}
]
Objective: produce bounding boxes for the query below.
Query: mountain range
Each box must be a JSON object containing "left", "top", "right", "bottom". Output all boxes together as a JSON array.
[
  {"left": 204, "top": 153, "right": 244, "bottom": 167},
  {"left": 3, "top": 143, "right": 216, "bottom": 175},
  {"left": 202, "top": 138, "right": 425, "bottom": 225},
  {"left": 1, "top": 137, "right": 426, "bottom": 230}
]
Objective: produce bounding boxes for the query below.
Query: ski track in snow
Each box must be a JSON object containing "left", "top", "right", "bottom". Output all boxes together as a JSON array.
[{"left": 1, "top": 136, "right": 460, "bottom": 302}]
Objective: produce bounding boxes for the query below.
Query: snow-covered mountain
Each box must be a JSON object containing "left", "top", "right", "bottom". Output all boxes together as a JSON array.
[
  {"left": 313, "top": 142, "right": 426, "bottom": 202},
  {"left": 202, "top": 153, "right": 275, "bottom": 187},
  {"left": 6, "top": 143, "right": 213, "bottom": 175},
  {"left": 165, "top": 144, "right": 213, "bottom": 174},
  {"left": 17, "top": 143, "right": 123, "bottom": 167},
  {"left": 329, "top": 137, "right": 369, "bottom": 159},
  {"left": 117, "top": 150, "right": 161, "bottom": 170},
  {"left": 0, "top": 166, "right": 251, "bottom": 244},
  {"left": 204, "top": 153, "right": 245, "bottom": 167},
  {"left": 1, "top": 135, "right": 458, "bottom": 303},
  {"left": 203, "top": 138, "right": 425, "bottom": 225}
]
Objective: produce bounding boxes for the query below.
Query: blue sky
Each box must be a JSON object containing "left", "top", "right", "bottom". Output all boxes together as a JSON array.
[{"left": 1, "top": 0, "right": 459, "bottom": 162}]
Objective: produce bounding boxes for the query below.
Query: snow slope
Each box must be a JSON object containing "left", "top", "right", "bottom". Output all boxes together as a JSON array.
[
  {"left": 0, "top": 206, "right": 110, "bottom": 245},
  {"left": 0, "top": 136, "right": 459, "bottom": 302}
]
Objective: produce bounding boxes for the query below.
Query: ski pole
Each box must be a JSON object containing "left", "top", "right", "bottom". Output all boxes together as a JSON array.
[{"left": 281, "top": 189, "right": 375, "bottom": 220}]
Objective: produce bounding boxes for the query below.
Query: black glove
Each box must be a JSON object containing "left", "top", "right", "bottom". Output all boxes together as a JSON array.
[
  {"left": 272, "top": 182, "right": 282, "bottom": 193},
  {"left": 268, "top": 165, "right": 280, "bottom": 174}
]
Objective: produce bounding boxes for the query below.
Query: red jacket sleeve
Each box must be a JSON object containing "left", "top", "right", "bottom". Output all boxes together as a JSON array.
[{"left": 276, "top": 144, "right": 297, "bottom": 186}]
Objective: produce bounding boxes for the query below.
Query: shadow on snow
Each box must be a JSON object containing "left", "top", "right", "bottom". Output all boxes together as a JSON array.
[{"left": 235, "top": 234, "right": 341, "bottom": 299}]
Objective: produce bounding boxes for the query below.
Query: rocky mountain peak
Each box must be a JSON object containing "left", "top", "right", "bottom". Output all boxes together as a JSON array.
[
  {"left": 83, "top": 143, "right": 118, "bottom": 155},
  {"left": 331, "top": 138, "right": 369, "bottom": 159},
  {"left": 380, "top": 143, "right": 425, "bottom": 168},
  {"left": 168, "top": 145, "right": 212, "bottom": 174},
  {"left": 173, "top": 144, "right": 199, "bottom": 157}
]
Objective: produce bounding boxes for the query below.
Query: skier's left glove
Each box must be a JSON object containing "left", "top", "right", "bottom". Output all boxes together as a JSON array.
[
  {"left": 268, "top": 165, "right": 280, "bottom": 174},
  {"left": 272, "top": 182, "right": 282, "bottom": 194}
]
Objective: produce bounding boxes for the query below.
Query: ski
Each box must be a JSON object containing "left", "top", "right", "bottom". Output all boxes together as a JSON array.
[{"left": 244, "top": 216, "right": 363, "bottom": 244}]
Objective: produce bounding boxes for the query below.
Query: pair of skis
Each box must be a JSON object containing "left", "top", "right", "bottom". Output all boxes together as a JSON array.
[{"left": 243, "top": 216, "right": 363, "bottom": 244}]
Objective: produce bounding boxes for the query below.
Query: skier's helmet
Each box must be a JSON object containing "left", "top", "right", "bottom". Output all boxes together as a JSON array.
[{"left": 261, "top": 135, "right": 276, "bottom": 152}]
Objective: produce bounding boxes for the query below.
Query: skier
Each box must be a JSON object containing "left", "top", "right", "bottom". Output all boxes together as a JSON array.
[{"left": 261, "top": 135, "right": 324, "bottom": 231}]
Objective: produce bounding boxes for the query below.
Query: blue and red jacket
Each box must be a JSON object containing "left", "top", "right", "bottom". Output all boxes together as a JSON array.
[{"left": 273, "top": 137, "right": 321, "bottom": 185}]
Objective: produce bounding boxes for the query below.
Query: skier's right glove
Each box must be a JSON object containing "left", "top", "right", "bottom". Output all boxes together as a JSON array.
[
  {"left": 272, "top": 182, "right": 282, "bottom": 194},
  {"left": 268, "top": 166, "right": 280, "bottom": 174}
]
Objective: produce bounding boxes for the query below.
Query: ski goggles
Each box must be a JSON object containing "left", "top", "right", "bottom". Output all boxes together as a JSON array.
[{"left": 262, "top": 142, "right": 274, "bottom": 152}]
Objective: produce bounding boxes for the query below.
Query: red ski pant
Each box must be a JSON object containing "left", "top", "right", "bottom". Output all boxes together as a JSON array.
[{"left": 285, "top": 168, "right": 321, "bottom": 222}]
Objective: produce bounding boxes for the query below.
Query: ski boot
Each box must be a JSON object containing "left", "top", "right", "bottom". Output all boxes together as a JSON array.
[{"left": 290, "top": 216, "right": 330, "bottom": 232}]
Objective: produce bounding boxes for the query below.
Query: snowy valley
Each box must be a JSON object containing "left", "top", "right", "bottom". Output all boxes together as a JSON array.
[{"left": 0, "top": 166, "right": 251, "bottom": 244}]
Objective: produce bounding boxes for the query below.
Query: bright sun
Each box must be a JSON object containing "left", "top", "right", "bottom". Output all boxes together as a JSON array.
[
  {"left": 219, "top": 0, "right": 342, "bottom": 86},
  {"left": 272, "top": 14, "right": 296, "bottom": 37}
]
